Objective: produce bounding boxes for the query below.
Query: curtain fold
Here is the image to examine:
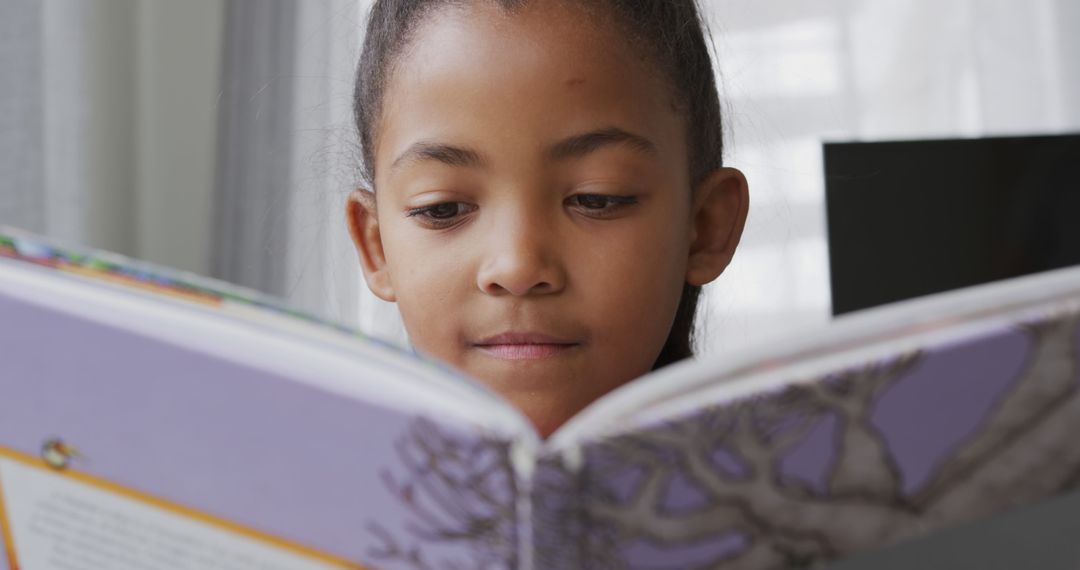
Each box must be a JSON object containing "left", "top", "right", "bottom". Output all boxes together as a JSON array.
[
  {"left": 0, "top": 0, "right": 44, "bottom": 233},
  {"left": 213, "top": 0, "right": 406, "bottom": 344},
  {"left": 213, "top": 0, "right": 299, "bottom": 298}
]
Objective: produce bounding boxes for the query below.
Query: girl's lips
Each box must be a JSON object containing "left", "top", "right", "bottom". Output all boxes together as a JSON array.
[
  {"left": 471, "top": 333, "right": 581, "bottom": 360},
  {"left": 476, "top": 343, "right": 576, "bottom": 360}
]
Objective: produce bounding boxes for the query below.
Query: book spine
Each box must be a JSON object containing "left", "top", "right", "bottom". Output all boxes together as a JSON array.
[
  {"left": 511, "top": 441, "right": 536, "bottom": 570},
  {"left": 529, "top": 451, "right": 587, "bottom": 569}
]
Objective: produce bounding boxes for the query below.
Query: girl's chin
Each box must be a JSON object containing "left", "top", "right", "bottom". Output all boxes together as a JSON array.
[{"left": 463, "top": 352, "right": 588, "bottom": 394}]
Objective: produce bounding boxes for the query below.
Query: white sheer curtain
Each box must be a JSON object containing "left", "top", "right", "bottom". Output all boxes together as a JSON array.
[
  {"left": 698, "top": 0, "right": 1080, "bottom": 356},
  {"left": 0, "top": 1, "right": 44, "bottom": 234},
  {"left": 0, "top": 0, "right": 222, "bottom": 275},
  {"left": 274, "top": 0, "right": 408, "bottom": 345},
  {"left": 210, "top": 0, "right": 408, "bottom": 344}
]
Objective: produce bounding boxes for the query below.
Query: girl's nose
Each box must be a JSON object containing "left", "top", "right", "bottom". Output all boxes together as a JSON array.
[{"left": 476, "top": 219, "right": 567, "bottom": 297}]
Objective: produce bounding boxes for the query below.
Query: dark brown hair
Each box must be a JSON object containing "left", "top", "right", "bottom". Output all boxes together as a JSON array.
[{"left": 354, "top": 0, "right": 724, "bottom": 368}]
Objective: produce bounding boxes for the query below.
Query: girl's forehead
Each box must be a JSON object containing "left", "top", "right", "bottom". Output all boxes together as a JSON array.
[
  {"left": 398, "top": 2, "right": 649, "bottom": 82},
  {"left": 375, "top": 1, "right": 687, "bottom": 179}
]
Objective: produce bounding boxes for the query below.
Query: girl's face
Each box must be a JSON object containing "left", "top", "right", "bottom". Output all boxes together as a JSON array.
[{"left": 348, "top": 1, "right": 746, "bottom": 436}]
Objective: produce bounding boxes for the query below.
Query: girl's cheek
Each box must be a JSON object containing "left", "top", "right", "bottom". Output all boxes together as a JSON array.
[{"left": 389, "top": 225, "right": 473, "bottom": 293}]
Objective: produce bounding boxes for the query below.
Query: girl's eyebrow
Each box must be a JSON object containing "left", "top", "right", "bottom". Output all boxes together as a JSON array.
[
  {"left": 389, "top": 127, "right": 658, "bottom": 173},
  {"left": 547, "top": 127, "right": 659, "bottom": 161},
  {"left": 391, "top": 142, "right": 487, "bottom": 172}
]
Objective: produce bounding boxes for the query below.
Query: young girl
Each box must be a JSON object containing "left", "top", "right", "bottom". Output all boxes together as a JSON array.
[{"left": 346, "top": 0, "right": 748, "bottom": 437}]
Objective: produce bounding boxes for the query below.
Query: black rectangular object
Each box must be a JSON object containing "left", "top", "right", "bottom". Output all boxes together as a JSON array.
[{"left": 825, "top": 133, "right": 1080, "bottom": 315}]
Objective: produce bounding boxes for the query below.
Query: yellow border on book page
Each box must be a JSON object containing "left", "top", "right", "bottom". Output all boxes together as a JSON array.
[
  {"left": 0, "top": 446, "right": 366, "bottom": 569},
  {"left": 0, "top": 470, "right": 19, "bottom": 570}
]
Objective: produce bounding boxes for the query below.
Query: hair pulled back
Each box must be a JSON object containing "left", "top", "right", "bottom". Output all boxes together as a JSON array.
[{"left": 354, "top": 0, "right": 723, "bottom": 368}]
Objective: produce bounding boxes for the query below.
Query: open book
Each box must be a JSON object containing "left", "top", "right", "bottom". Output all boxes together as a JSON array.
[{"left": 1, "top": 225, "right": 1079, "bottom": 570}]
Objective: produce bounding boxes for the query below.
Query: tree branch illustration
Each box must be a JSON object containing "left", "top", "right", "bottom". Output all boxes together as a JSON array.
[
  {"left": 922, "top": 312, "right": 1080, "bottom": 520},
  {"left": 368, "top": 418, "right": 518, "bottom": 570},
  {"left": 917, "top": 312, "right": 1080, "bottom": 509},
  {"left": 582, "top": 310, "right": 1080, "bottom": 568}
]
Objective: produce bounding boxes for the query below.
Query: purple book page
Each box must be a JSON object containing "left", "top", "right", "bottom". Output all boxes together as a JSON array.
[
  {"left": 0, "top": 284, "right": 521, "bottom": 570},
  {"left": 545, "top": 300, "right": 1080, "bottom": 569}
]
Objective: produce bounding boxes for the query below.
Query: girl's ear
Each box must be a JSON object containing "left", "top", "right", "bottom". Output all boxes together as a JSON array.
[
  {"left": 685, "top": 167, "right": 749, "bottom": 286},
  {"left": 346, "top": 189, "right": 397, "bottom": 302}
]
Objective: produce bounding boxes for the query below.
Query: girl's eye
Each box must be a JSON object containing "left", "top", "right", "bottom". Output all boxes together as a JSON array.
[
  {"left": 406, "top": 202, "right": 476, "bottom": 228},
  {"left": 568, "top": 194, "right": 639, "bottom": 217}
]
